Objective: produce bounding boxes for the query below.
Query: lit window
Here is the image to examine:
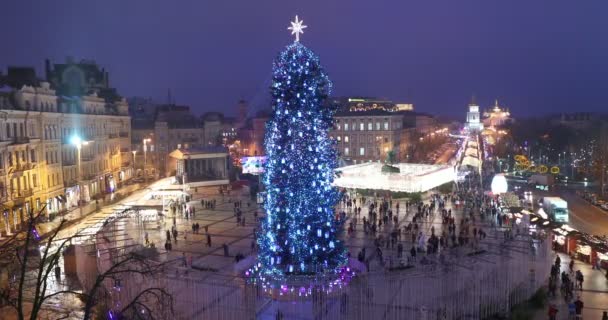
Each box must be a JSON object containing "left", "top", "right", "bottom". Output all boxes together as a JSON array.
[
  {"left": 368, "top": 122, "right": 372, "bottom": 130},
  {"left": 344, "top": 147, "right": 349, "bottom": 156},
  {"left": 337, "top": 136, "right": 341, "bottom": 142},
  {"left": 360, "top": 122, "right": 364, "bottom": 131},
  {"left": 359, "top": 147, "right": 365, "bottom": 156},
  {"left": 376, "top": 122, "right": 380, "bottom": 130},
  {"left": 344, "top": 136, "right": 349, "bottom": 143},
  {"left": 344, "top": 123, "right": 349, "bottom": 131},
  {"left": 384, "top": 122, "right": 389, "bottom": 130},
  {"left": 337, "top": 123, "right": 341, "bottom": 130}
]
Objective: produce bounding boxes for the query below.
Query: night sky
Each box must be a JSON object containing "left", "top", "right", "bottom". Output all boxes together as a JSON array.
[{"left": 1, "top": 1, "right": 607, "bottom": 117}]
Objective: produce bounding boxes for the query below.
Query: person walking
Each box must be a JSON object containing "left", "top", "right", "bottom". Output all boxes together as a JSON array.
[
  {"left": 575, "top": 270, "right": 584, "bottom": 290},
  {"left": 410, "top": 246, "right": 416, "bottom": 264},
  {"left": 574, "top": 296, "right": 584, "bottom": 319},
  {"left": 568, "top": 301, "right": 576, "bottom": 319},
  {"left": 206, "top": 233, "right": 212, "bottom": 247},
  {"left": 547, "top": 304, "right": 558, "bottom": 320}
]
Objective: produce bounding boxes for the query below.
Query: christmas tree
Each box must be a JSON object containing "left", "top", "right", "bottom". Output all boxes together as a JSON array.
[{"left": 257, "top": 17, "right": 346, "bottom": 279}]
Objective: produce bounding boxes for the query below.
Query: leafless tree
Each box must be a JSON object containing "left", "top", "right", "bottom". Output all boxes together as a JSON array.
[{"left": 0, "top": 208, "right": 173, "bottom": 320}]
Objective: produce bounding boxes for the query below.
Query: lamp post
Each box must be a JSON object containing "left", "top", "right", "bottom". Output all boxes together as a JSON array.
[
  {"left": 143, "top": 138, "right": 151, "bottom": 182},
  {"left": 70, "top": 135, "right": 89, "bottom": 207},
  {"left": 131, "top": 150, "right": 137, "bottom": 180}
]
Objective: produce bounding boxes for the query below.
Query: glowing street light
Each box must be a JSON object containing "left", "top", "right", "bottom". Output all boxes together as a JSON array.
[
  {"left": 143, "top": 138, "right": 152, "bottom": 182},
  {"left": 70, "top": 134, "right": 89, "bottom": 204},
  {"left": 132, "top": 150, "right": 137, "bottom": 179}
]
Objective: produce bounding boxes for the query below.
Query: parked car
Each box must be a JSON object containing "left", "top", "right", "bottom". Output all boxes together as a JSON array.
[{"left": 601, "top": 203, "right": 608, "bottom": 211}]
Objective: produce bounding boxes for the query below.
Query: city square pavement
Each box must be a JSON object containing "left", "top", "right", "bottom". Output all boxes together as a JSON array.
[
  {"left": 125, "top": 185, "right": 508, "bottom": 282},
  {"left": 5, "top": 179, "right": 558, "bottom": 319}
]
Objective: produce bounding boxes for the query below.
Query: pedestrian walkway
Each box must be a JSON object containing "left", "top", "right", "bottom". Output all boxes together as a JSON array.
[{"left": 534, "top": 252, "right": 608, "bottom": 320}]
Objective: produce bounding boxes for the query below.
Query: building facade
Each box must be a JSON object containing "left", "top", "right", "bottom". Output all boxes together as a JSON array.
[
  {"left": 168, "top": 147, "right": 229, "bottom": 186},
  {"left": 465, "top": 98, "right": 484, "bottom": 132},
  {"left": 130, "top": 101, "right": 206, "bottom": 177},
  {"left": 482, "top": 100, "right": 512, "bottom": 128},
  {"left": 329, "top": 98, "right": 434, "bottom": 164},
  {"left": 332, "top": 111, "right": 406, "bottom": 164},
  {"left": 0, "top": 61, "right": 131, "bottom": 237},
  {"left": 237, "top": 98, "right": 430, "bottom": 163}
]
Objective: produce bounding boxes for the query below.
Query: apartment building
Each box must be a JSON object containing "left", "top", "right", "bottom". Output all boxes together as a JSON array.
[
  {"left": 332, "top": 110, "right": 406, "bottom": 164},
  {"left": 0, "top": 61, "right": 131, "bottom": 236},
  {"left": 330, "top": 98, "right": 434, "bottom": 164}
]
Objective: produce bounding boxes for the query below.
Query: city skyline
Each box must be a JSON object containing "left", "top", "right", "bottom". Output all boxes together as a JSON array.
[
  {"left": 1, "top": 5, "right": 608, "bottom": 319},
  {"left": 1, "top": 1, "right": 607, "bottom": 117}
]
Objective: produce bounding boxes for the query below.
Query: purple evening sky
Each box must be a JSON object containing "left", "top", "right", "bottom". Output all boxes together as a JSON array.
[{"left": 0, "top": 0, "right": 607, "bottom": 117}]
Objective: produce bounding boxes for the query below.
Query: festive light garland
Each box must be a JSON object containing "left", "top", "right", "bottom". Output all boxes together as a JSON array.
[{"left": 251, "top": 41, "right": 347, "bottom": 286}]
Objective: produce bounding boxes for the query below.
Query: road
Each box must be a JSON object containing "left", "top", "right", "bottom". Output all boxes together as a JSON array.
[
  {"left": 556, "top": 189, "right": 608, "bottom": 236},
  {"left": 506, "top": 177, "right": 608, "bottom": 236}
]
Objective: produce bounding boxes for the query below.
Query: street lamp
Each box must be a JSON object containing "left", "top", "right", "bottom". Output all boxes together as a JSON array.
[
  {"left": 131, "top": 150, "right": 137, "bottom": 180},
  {"left": 143, "top": 138, "right": 152, "bottom": 182},
  {"left": 70, "top": 135, "right": 89, "bottom": 206}
]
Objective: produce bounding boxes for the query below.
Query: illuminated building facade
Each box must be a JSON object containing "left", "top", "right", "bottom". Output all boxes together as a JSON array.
[
  {"left": 0, "top": 61, "right": 131, "bottom": 236},
  {"left": 330, "top": 98, "right": 433, "bottom": 164},
  {"left": 465, "top": 98, "right": 484, "bottom": 132},
  {"left": 131, "top": 101, "right": 205, "bottom": 177},
  {"left": 482, "top": 100, "right": 512, "bottom": 128}
]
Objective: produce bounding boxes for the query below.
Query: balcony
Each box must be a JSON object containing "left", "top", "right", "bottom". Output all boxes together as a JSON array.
[
  {"left": 13, "top": 163, "right": 34, "bottom": 172},
  {"left": 64, "top": 180, "right": 78, "bottom": 188},
  {"left": 9, "top": 136, "right": 40, "bottom": 145},
  {"left": 108, "top": 133, "right": 118, "bottom": 139},
  {"left": 82, "top": 174, "right": 97, "bottom": 181},
  {"left": 12, "top": 189, "right": 33, "bottom": 200},
  {"left": 119, "top": 132, "right": 129, "bottom": 138},
  {"left": 81, "top": 155, "right": 95, "bottom": 162}
]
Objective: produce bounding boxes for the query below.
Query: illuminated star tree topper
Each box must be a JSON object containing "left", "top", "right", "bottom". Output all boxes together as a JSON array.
[{"left": 287, "top": 15, "right": 307, "bottom": 42}]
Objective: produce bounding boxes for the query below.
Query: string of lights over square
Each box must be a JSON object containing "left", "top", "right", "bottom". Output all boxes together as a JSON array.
[{"left": 254, "top": 16, "right": 347, "bottom": 280}]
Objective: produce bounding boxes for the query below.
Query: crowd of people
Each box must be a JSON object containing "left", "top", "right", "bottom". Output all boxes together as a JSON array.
[{"left": 339, "top": 173, "right": 507, "bottom": 272}]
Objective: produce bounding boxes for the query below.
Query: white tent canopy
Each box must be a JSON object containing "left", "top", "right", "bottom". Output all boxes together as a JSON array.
[
  {"left": 334, "top": 163, "right": 456, "bottom": 193},
  {"left": 461, "top": 156, "right": 480, "bottom": 168}
]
